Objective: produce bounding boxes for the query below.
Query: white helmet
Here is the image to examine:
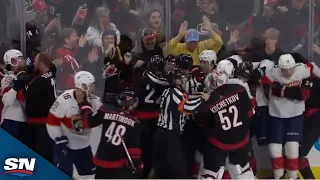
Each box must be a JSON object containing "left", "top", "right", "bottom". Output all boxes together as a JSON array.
[
  {"left": 278, "top": 54, "right": 295, "bottom": 69},
  {"left": 216, "top": 59, "right": 235, "bottom": 77},
  {"left": 227, "top": 55, "right": 243, "bottom": 67},
  {"left": 74, "top": 71, "right": 95, "bottom": 93},
  {"left": 259, "top": 59, "right": 274, "bottom": 72},
  {"left": 199, "top": 50, "right": 217, "bottom": 64},
  {"left": 204, "top": 70, "right": 229, "bottom": 91},
  {"left": 3, "top": 49, "right": 23, "bottom": 66}
]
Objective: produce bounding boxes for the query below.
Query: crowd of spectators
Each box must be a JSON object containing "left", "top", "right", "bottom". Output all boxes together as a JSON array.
[
  {"left": 0, "top": 0, "right": 319, "bottom": 178},
  {"left": 0, "top": 0, "right": 317, "bottom": 104},
  {"left": 0, "top": 0, "right": 319, "bottom": 93},
  {"left": 0, "top": 0, "right": 318, "bottom": 105}
]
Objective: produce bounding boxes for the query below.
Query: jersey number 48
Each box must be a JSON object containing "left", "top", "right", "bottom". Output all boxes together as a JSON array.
[
  {"left": 105, "top": 122, "right": 127, "bottom": 146},
  {"left": 218, "top": 105, "right": 242, "bottom": 131}
]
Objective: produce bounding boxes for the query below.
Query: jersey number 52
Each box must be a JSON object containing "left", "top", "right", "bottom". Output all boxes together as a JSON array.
[
  {"left": 105, "top": 122, "right": 127, "bottom": 146},
  {"left": 218, "top": 105, "right": 242, "bottom": 131}
]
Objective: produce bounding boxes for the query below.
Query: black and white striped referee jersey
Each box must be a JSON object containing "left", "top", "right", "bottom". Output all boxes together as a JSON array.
[{"left": 157, "top": 87, "right": 204, "bottom": 132}]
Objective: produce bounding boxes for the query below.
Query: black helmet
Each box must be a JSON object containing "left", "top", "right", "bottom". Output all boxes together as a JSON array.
[
  {"left": 235, "top": 62, "right": 253, "bottom": 81},
  {"left": 166, "top": 68, "right": 187, "bottom": 87},
  {"left": 191, "top": 66, "right": 206, "bottom": 84},
  {"left": 149, "top": 55, "right": 164, "bottom": 77},
  {"left": 26, "top": 23, "right": 41, "bottom": 47},
  {"left": 165, "top": 54, "right": 177, "bottom": 64},
  {"left": 117, "top": 89, "right": 139, "bottom": 109},
  {"left": 177, "top": 54, "right": 193, "bottom": 70}
]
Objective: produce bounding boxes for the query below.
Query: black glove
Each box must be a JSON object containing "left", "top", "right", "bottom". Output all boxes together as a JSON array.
[
  {"left": 12, "top": 72, "right": 32, "bottom": 91},
  {"left": 248, "top": 67, "right": 266, "bottom": 85},
  {"left": 271, "top": 82, "right": 284, "bottom": 97},
  {"left": 55, "top": 136, "right": 69, "bottom": 158}
]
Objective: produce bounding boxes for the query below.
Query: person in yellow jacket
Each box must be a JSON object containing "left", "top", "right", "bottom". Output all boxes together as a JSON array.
[{"left": 163, "top": 16, "right": 223, "bottom": 65}]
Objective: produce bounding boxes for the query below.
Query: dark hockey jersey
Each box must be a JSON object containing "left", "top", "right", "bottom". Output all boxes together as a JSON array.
[
  {"left": 80, "top": 103, "right": 141, "bottom": 169},
  {"left": 135, "top": 71, "right": 169, "bottom": 120},
  {"left": 17, "top": 71, "right": 56, "bottom": 124},
  {"left": 193, "top": 78, "right": 255, "bottom": 151}
]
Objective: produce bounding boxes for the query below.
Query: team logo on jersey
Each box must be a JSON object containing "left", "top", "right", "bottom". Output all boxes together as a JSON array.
[
  {"left": 102, "top": 63, "right": 118, "bottom": 78},
  {"left": 197, "top": 23, "right": 218, "bottom": 35},
  {"left": 71, "top": 115, "right": 86, "bottom": 134}
]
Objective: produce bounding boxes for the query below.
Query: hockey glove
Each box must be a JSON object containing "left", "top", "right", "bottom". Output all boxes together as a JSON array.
[
  {"left": 271, "top": 81, "right": 304, "bottom": 100},
  {"left": 55, "top": 136, "right": 69, "bottom": 158},
  {"left": 271, "top": 81, "right": 284, "bottom": 97},
  {"left": 248, "top": 67, "right": 266, "bottom": 85},
  {"left": 12, "top": 72, "right": 32, "bottom": 91}
]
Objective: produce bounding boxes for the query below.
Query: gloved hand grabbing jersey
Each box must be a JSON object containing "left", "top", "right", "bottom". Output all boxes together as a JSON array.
[
  {"left": 12, "top": 71, "right": 32, "bottom": 91},
  {"left": 271, "top": 81, "right": 304, "bottom": 101}
]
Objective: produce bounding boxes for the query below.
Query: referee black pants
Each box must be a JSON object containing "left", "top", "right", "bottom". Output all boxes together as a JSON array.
[
  {"left": 139, "top": 117, "right": 158, "bottom": 178},
  {"left": 153, "top": 129, "right": 187, "bottom": 179}
]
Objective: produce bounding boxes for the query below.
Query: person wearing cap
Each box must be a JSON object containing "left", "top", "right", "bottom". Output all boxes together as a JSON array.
[{"left": 163, "top": 16, "right": 222, "bottom": 66}]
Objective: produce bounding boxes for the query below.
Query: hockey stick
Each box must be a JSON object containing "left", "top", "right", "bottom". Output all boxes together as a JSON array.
[{"left": 121, "top": 137, "right": 137, "bottom": 174}]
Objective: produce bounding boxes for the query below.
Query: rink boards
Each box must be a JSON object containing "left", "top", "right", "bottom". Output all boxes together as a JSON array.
[
  {"left": 87, "top": 127, "right": 320, "bottom": 179},
  {"left": 253, "top": 138, "right": 320, "bottom": 179}
]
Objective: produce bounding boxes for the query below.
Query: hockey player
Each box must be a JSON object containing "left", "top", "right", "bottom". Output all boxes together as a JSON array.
[
  {"left": 78, "top": 89, "right": 143, "bottom": 179},
  {"left": 260, "top": 54, "right": 320, "bottom": 179},
  {"left": 179, "top": 52, "right": 207, "bottom": 178},
  {"left": 154, "top": 68, "right": 209, "bottom": 178},
  {"left": 1, "top": 49, "right": 30, "bottom": 142},
  {"left": 199, "top": 50, "right": 217, "bottom": 74},
  {"left": 270, "top": 75, "right": 320, "bottom": 179},
  {"left": 135, "top": 55, "right": 169, "bottom": 178},
  {"left": 164, "top": 54, "right": 177, "bottom": 74},
  {"left": 195, "top": 60, "right": 255, "bottom": 179},
  {"left": 47, "top": 71, "right": 101, "bottom": 178}
]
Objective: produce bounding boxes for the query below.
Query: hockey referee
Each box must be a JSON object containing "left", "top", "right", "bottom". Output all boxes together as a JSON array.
[{"left": 153, "top": 68, "right": 209, "bottom": 178}]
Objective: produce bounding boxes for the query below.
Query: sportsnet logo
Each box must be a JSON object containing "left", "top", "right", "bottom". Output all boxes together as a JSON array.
[{"left": 3, "top": 158, "right": 36, "bottom": 177}]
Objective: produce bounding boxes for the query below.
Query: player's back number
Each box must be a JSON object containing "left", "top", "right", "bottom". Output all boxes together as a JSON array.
[{"left": 218, "top": 105, "right": 242, "bottom": 131}]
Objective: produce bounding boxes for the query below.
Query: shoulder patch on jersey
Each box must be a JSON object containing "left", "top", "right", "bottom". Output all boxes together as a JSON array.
[{"left": 50, "top": 100, "right": 60, "bottom": 112}]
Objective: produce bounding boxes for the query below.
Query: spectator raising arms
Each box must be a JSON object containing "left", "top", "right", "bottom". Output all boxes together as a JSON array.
[
  {"left": 163, "top": 16, "right": 222, "bottom": 65},
  {"left": 55, "top": 28, "right": 97, "bottom": 90}
]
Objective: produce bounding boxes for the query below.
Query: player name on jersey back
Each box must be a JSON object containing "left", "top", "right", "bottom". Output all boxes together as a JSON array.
[
  {"left": 210, "top": 94, "right": 239, "bottom": 113},
  {"left": 104, "top": 112, "right": 136, "bottom": 127}
]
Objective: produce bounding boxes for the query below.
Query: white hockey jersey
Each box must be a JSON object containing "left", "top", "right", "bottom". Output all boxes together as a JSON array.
[
  {"left": 255, "top": 60, "right": 275, "bottom": 107},
  {"left": 1, "top": 72, "right": 27, "bottom": 122},
  {"left": 265, "top": 63, "right": 310, "bottom": 118},
  {"left": 47, "top": 89, "right": 102, "bottom": 150}
]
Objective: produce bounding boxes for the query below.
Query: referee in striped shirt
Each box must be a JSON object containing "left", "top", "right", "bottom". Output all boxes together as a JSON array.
[{"left": 153, "top": 68, "right": 209, "bottom": 179}]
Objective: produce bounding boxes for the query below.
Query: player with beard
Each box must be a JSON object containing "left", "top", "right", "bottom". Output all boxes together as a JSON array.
[
  {"left": 1, "top": 49, "right": 30, "bottom": 142},
  {"left": 46, "top": 71, "right": 101, "bottom": 179},
  {"left": 135, "top": 55, "right": 169, "bottom": 178},
  {"left": 16, "top": 52, "right": 57, "bottom": 163},
  {"left": 77, "top": 89, "right": 143, "bottom": 179}
]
